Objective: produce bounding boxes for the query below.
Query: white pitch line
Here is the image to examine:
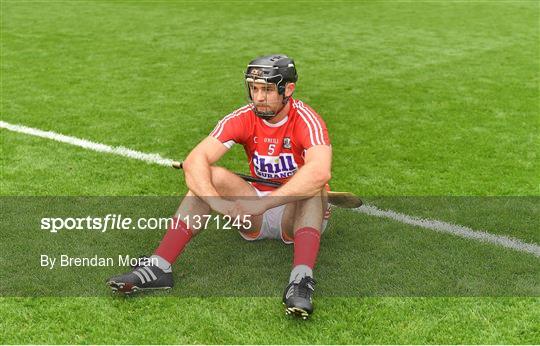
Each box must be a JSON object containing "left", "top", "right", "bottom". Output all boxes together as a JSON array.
[
  {"left": 2, "top": 119, "right": 539, "bottom": 258},
  {"left": 355, "top": 205, "right": 540, "bottom": 258},
  {"left": 0, "top": 120, "right": 174, "bottom": 167}
]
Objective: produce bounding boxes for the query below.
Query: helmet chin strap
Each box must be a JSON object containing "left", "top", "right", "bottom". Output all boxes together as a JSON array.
[{"left": 254, "top": 96, "right": 290, "bottom": 120}]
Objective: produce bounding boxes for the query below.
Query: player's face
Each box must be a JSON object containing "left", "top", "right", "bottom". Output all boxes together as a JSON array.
[{"left": 248, "top": 81, "right": 283, "bottom": 114}]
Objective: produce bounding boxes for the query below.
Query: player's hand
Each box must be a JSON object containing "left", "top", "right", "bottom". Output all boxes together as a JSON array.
[{"left": 231, "top": 199, "right": 268, "bottom": 217}]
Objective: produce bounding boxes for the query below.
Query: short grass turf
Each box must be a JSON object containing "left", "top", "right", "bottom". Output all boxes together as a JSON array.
[
  {"left": 1, "top": 297, "right": 539, "bottom": 344},
  {"left": 1, "top": 0, "right": 539, "bottom": 344}
]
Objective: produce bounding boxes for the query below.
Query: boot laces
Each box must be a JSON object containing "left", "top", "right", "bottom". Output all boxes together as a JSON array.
[{"left": 296, "top": 277, "right": 315, "bottom": 299}]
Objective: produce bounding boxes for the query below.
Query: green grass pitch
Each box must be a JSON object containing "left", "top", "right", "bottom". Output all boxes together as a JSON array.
[{"left": 1, "top": 0, "right": 539, "bottom": 344}]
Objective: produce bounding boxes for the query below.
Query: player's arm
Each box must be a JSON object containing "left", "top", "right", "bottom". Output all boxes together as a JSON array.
[
  {"left": 182, "top": 136, "right": 229, "bottom": 200},
  {"left": 266, "top": 145, "right": 332, "bottom": 208}
]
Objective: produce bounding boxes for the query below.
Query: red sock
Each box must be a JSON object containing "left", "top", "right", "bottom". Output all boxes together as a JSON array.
[
  {"left": 293, "top": 227, "right": 321, "bottom": 269},
  {"left": 153, "top": 218, "right": 193, "bottom": 264}
]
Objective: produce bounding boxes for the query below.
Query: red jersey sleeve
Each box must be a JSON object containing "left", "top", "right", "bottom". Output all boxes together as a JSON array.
[
  {"left": 294, "top": 101, "right": 331, "bottom": 149},
  {"left": 209, "top": 105, "right": 252, "bottom": 148}
]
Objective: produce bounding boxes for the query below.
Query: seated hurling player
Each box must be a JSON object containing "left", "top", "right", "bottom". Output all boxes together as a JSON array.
[{"left": 107, "top": 54, "right": 332, "bottom": 319}]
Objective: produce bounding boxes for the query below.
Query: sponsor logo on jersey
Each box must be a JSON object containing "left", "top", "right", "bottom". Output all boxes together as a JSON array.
[
  {"left": 283, "top": 137, "right": 291, "bottom": 149},
  {"left": 252, "top": 151, "right": 298, "bottom": 179}
]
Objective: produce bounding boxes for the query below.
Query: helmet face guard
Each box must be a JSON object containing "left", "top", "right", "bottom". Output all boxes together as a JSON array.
[
  {"left": 244, "top": 74, "right": 287, "bottom": 119},
  {"left": 244, "top": 54, "right": 298, "bottom": 119}
]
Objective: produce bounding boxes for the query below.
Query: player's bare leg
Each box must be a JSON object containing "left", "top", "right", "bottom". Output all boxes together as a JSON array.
[
  {"left": 151, "top": 166, "right": 262, "bottom": 267},
  {"left": 174, "top": 166, "right": 263, "bottom": 235},
  {"left": 107, "top": 166, "right": 262, "bottom": 294},
  {"left": 281, "top": 189, "right": 328, "bottom": 319}
]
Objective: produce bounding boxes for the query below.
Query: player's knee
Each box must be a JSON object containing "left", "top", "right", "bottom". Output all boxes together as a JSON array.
[{"left": 210, "top": 166, "right": 231, "bottom": 188}]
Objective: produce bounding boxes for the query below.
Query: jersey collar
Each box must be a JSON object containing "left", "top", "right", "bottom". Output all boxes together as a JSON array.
[{"left": 262, "top": 116, "right": 288, "bottom": 127}]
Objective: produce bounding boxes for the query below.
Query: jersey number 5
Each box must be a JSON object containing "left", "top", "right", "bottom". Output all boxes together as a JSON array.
[{"left": 268, "top": 144, "right": 275, "bottom": 155}]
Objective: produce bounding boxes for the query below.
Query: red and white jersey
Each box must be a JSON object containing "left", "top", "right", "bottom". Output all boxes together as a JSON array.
[{"left": 210, "top": 98, "right": 331, "bottom": 191}]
